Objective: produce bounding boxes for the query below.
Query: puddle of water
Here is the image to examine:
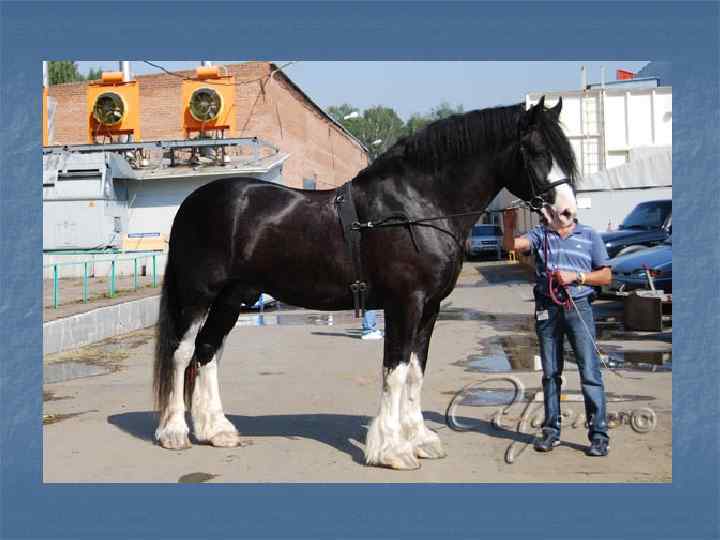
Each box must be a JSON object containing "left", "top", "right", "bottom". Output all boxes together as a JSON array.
[
  {"left": 235, "top": 312, "right": 361, "bottom": 327},
  {"left": 458, "top": 387, "right": 657, "bottom": 408},
  {"left": 178, "top": 472, "right": 218, "bottom": 484},
  {"left": 44, "top": 361, "right": 112, "bottom": 384},
  {"left": 605, "top": 351, "right": 672, "bottom": 372}
]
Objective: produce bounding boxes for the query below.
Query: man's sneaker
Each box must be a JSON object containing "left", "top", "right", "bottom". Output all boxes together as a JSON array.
[
  {"left": 586, "top": 438, "right": 609, "bottom": 457},
  {"left": 533, "top": 432, "right": 561, "bottom": 452},
  {"left": 361, "top": 330, "right": 383, "bottom": 340}
]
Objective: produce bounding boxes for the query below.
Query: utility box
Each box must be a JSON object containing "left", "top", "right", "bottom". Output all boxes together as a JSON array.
[
  {"left": 87, "top": 72, "right": 141, "bottom": 143},
  {"left": 623, "top": 290, "right": 672, "bottom": 332}
]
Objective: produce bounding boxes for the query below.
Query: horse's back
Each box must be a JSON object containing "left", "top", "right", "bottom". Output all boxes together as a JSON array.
[{"left": 168, "top": 176, "right": 350, "bottom": 307}]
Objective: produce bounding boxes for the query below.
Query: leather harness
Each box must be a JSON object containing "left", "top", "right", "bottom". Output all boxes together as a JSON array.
[{"left": 334, "top": 182, "right": 369, "bottom": 318}]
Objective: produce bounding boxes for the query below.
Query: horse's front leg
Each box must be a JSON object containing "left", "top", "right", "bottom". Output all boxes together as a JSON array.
[
  {"left": 402, "top": 304, "right": 446, "bottom": 459},
  {"left": 365, "top": 297, "right": 422, "bottom": 470}
]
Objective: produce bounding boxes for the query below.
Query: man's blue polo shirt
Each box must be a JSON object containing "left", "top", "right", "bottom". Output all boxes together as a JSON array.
[{"left": 525, "top": 222, "right": 610, "bottom": 299}]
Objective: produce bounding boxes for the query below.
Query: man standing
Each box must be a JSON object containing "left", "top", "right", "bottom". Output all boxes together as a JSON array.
[{"left": 502, "top": 199, "right": 612, "bottom": 457}]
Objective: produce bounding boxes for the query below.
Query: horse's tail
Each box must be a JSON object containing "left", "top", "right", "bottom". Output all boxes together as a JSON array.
[{"left": 153, "top": 245, "right": 181, "bottom": 417}]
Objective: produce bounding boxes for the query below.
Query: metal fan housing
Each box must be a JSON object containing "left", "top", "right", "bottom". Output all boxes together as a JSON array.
[
  {"left": 92, "top": 92, "right": 126, "bottom": 126},
  {"left": 189, "top": 87, "right": 223, "bottom": 122}
]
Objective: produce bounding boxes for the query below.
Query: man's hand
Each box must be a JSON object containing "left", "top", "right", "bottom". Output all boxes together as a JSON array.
[{"left": 556, "top": 271, "right": 578, "bottom": 286}]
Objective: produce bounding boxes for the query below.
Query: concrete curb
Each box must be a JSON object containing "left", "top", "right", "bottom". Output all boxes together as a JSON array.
[{"left": 43, "top": 295, "right": 160, "bottom": 355}]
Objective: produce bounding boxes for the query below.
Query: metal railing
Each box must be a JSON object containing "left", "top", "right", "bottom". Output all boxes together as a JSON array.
[{"left": 43, "top": 252, "right": 165, "bottom": 309}]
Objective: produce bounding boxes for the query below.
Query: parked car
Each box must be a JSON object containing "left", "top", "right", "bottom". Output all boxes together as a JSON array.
[
  {"left": 601, "top": 199, "right": 672, "bottom": 259},
  {"left": 605, "top": 236, "right": 672, "bottom": 295},
  {"left": 466, "top": 224, "right": 503, "bottom": 259}
]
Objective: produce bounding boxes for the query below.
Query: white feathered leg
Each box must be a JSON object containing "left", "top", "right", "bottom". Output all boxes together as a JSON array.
[
  {"left": 365, "top": 363, "right": 420, "bottom": 470},
  {"left": 402, "top": 353, "right": 446, "bottom": 459},
  {"left": 155, "top": 320, "right": 202, "bottom": 450},
  {"left": 191, "top": 346, "right": 241, "bottom": 447}
]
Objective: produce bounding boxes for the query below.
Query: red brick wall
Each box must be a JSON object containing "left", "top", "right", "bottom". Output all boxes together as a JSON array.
[{"left": 48, "top": 62, "right": 368, "bottom": 189}]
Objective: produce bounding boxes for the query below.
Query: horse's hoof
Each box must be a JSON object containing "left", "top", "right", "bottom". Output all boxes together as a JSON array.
[
  {"left": 415, "top": 438, "right": 447, "bottom": 459},
  {"left": 209, "top": 431, "right": 241, "bottom": 448},
  {"left": 158, "top": 432, "right": 192, "bottom": 450},
  {"left": 384, "top": 449, "right": 421, "bottom": 470},
  {"left": 368, "top": 446, "right": 421, "bottom": 470}
]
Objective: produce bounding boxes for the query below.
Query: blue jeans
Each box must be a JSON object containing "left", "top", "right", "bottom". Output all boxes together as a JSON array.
[
  {"left": 362, "top": 310, "right": 377, "bottom": 333},
  {"left": 535, "top": 295, "right": 609, "bottom": 442}
]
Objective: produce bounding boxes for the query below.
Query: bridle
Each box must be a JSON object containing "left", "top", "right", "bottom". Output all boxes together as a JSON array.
[{"left": 518, "top": 143, "right": 573, "bottom": 213}]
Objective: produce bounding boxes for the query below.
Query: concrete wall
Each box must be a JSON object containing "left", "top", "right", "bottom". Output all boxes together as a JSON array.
[
  {"left": 43, "top": 295, "right": 160, "bottom": 354},
  {"left": 48, "top": 62, "right": 368, "bottom": 189}
]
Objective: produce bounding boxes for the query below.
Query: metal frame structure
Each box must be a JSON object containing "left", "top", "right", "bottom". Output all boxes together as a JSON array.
[{"left": 42, "top": 137, "right": 279, "bottom": 162}]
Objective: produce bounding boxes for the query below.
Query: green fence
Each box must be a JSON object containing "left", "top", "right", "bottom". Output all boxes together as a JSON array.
[{"left": 43, "top": 253, "right": 164, "bottom": 309}]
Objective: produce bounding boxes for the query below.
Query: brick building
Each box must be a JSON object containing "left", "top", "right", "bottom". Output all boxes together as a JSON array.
[
  {"left": 48, "top": 62, "right": 368, "bottom": 190},
  {"left": 44, "top": 62, "right": 369, "bottom": 250}
]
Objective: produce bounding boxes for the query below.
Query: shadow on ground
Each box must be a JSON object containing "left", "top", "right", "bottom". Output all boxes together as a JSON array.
[
  {"left": 108, "top": 408, "right": 591, "bottom": 464},
  {"left": 108, "top": 411, "right": 371, "bottom": 464}
]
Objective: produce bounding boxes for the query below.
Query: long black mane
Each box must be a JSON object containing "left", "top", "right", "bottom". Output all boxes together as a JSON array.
[{"left": 357, "top": 102, "right": 577, "bottom": 184}]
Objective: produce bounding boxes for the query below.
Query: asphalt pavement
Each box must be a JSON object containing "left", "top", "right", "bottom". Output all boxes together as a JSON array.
[{"left": 43, "top": 260, "right": 672, "bottom": 483}]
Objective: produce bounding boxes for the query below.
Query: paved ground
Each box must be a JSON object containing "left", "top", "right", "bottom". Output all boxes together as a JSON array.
[{"left": 43, "top": 261, "right": 672, "bottom": 483}]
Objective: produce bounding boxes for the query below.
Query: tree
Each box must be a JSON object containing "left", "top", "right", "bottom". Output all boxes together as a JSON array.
[
  {"left": 402, "top": 102, "right": 464, "bottom": 137},
  {"left": 86, "top": 67, "right": 103, "bottom": 81},
  {"left": 47, "top": 61, "right": 84, "bottom": 85},
  {"left": 357, "top": 106, "right": 405, "bottom": 161},
  {"left": 327, "top": 104, "right": 405, "bottom": 161},
  {"left": 327, "top": 101, "right": 465, "bottom": 161}
]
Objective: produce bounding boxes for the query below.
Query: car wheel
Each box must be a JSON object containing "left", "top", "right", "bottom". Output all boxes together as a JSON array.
[{"left": 616, "top": 245, "right": 648, "bottom": 257}]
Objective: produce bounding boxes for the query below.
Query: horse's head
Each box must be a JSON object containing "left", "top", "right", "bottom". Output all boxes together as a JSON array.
[{"left": 506, "top": 96, "right": 578, "bottom": 228}]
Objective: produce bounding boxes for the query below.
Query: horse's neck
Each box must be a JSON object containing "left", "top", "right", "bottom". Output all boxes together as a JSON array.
[{"left": 425, "top": 162, "right": 504, "bottom": 236}]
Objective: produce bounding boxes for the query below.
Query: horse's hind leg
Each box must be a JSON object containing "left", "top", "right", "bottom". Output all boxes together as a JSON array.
[
  {"left": 156, "top": 315, "right": 204, "bottom": 450},
  {"left": 402, "top": 303, "right": 446, "bottom": 459},
  {"left": 190, "top": 284, "right": 257, "bottom": 447}
]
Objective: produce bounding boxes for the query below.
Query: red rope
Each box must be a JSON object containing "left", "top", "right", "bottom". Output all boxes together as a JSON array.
[{"left": 544, "top": 229, "right": 572, "bottom": 310}]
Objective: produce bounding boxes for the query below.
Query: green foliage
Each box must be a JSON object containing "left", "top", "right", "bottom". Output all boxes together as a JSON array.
[
  {"left": 47, "top": 61, "right": 84, "bottom": 85},
  {"left": 327, "top": 101, "right": 466, "bottom": 162},
  {"left": 85, "top": 67, "right": 103, "bottom": 81}
]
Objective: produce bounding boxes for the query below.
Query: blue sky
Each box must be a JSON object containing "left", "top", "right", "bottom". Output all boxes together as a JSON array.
[{"left": 76, "top": 61, "right": 649, "bottom": 120}]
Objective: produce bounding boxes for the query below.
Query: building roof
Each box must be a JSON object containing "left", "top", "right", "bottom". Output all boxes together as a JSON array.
[{"left": 265, "top": 62, "right": 369, "bottom": 155}]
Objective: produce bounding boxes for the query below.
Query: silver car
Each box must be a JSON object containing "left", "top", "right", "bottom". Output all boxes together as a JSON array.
[{"left": 466, "top": 224, "right": 503, "bottom": 259}]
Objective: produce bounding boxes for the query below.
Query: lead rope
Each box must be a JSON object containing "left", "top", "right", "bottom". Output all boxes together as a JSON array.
[{"left": 543, "top": 229, "right": 623, "bottom": 379}]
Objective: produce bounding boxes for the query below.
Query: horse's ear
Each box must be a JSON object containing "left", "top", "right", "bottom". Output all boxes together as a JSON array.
[
  {"left": 548, "top": 97, "right": 562, "bottom": 121},
  {"left": 521, "top": 97, "right": 544, "bottom": 132}
]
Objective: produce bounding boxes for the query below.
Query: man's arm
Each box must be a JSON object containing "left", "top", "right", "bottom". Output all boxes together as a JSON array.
[{"left": 501, "top": 210, "right": 531, "bottom": 252}]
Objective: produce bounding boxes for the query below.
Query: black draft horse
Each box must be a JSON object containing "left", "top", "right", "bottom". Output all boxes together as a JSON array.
[{"left": 153, "top": 96, "right": 576, "bottom": 469}]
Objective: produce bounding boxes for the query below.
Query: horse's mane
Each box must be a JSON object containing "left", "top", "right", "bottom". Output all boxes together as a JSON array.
[{"left": 355, "top": 102, "right": 577, "bottom": 184}]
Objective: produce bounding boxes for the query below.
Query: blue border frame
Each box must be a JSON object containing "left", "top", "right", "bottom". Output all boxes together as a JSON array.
[{"left": 2, "top": 2, "right": 718, "bottom": 538}]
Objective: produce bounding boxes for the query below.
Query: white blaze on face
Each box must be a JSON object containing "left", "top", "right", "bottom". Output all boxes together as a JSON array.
[{"left": 542, "top": 161, "right": 577, "bottom": 229}]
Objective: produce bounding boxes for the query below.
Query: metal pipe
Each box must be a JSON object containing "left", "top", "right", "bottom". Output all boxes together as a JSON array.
[
  {"left": 600, "top": 66, "right": 606, "bottom": 88},
  {"left": 53, "top": 264, "right": 59, "bottom": 308},
  {"left": 43, "top": 61, "right": 49, "bottom": 88},
  {"left": 119, "top": 61, "right": 131, "bottom": 82},
  {"left": 83, "top": 262, "right": 89, "bottom": 303}
]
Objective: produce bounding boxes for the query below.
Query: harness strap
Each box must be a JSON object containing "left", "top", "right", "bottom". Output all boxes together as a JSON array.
[{"left": 335, "top": 182, "right": 368, "bottom": 318}]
